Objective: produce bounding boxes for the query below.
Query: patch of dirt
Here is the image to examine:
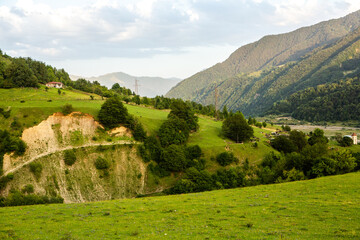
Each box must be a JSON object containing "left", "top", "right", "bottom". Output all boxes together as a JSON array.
[
  {"left": 108, "top": 126, "right": 132, "bottom": 138},
  {"left": 4, "top": 112, "right": 107, "bottom": 173}
]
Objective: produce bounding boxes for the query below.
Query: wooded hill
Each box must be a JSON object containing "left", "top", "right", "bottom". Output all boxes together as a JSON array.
[
  {"left": 166, "top": 10, "right": 360, "bottom": 118},
  {"left": 268, "top": 77, "right": 360, "bottom": 122}
]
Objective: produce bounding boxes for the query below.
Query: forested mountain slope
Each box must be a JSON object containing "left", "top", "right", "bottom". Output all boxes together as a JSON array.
[
  {"left": 268, "top": 77, "right": 360, "bottom": 122},
  {"left": 166, "top": 10, "right": 360, "bottom": 116}
]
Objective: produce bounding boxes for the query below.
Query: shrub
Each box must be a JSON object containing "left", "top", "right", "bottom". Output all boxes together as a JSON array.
[
  {"left": 216, "top": 152, "right": 238, "bottom": 166},
  {"left": 61, "top": 104, "right": 74, "bottom": 115},
  {"left": 29, "top": 162, "right": 42, "bottom": 180},
  {"left": 185, "top": 145, "right": 202, "bottom": 160},
  {"left": 22, "top": 184, "right": 34, "bottom": 194},
  {"left": 132, "top": 120, "right": 147, "bottom": 141},
  {"left": 160, "top": 145, "right": 188, "bottom": 172},
  {"left": 64, "top": 150, "right": 77, "bottom": 166},
  {"left": 95, "top": 157, "right": 110, "bottom": 170}
]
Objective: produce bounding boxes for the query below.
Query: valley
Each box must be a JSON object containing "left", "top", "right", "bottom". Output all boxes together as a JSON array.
[{"left": 1, "top": 5, "right": 360, "bottom": 240}]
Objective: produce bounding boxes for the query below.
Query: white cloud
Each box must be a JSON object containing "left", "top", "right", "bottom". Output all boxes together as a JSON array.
[{"left": 0, "top": 0, "right": 359, "bottom": 77}]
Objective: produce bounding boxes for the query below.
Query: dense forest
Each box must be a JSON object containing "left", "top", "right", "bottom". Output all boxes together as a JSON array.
[
  {"left": 269, "top": 77, "right": 360, "bottom": 122},
  {"left": 166, "top": 10, "right": 360, "bottom": 119}
]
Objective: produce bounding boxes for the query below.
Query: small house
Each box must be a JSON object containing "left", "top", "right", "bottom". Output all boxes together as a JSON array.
[
  {"left": 344, "top": 133, "right": 358, "bottom": 145},
  {"left": 46, "top": 82, "right": 64, "bottom": 88}
]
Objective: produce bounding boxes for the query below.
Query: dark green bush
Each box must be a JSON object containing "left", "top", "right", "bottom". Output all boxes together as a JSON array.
[
  {"left": 160, "top": 145, "right": 188, "bottom": 172},
  {"left": 64, "top": 150, "right": 76, "bottom": 166},
  {"left": 61, "top": 104, "right": 74, "bottom": 115},
  {"left": 216, "top": 152, "right": 239, "bottom": 166},
  {"left": 29, "top": 162, "right": 42, "bottom": 180},
  {"left": 22, "top": 184, "right": 34, "bottom": 194},
  {"left": 95, "top": 157, "right": 110, "bottom": 170},
  {"left": 0, "top": 191, "right": 64, "bottom": 207}
]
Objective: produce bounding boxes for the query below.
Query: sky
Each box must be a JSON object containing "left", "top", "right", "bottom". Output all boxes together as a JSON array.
[{"left": 1, "top": 0, "right": 360, "bottom": 79}]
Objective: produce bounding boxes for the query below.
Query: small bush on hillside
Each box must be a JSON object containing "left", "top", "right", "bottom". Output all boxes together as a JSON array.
[
  {"left": 61, "top": 104, "right": 74, "bottom": 115},
  {"left": 29, "top": 162, "right": 43, "bottom": 180},
  {"left": 64, "top": 150, "right": 77, "bottom": 166},
  {"left": 21, "top": 184, "right": 34, "bottom": 194},
  {"left": 216, "top": 152, "right": 239, "bottom": 166},
  {"left": 95, "top": 157, "right": 110, "bottom": 170}
]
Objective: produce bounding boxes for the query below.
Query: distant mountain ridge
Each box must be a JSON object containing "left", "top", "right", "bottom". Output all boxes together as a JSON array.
[
  {"left": 71, "top": 72, "right": 181, "bottom": 97},
  {"left": 166, "top": 10, "right": 360, "bottom": 116}
]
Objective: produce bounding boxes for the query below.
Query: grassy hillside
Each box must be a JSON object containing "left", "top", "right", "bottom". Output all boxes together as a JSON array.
[
  {"left": 0, "top": 172, "right": 359, "bottom": 239},
  {"left": 0, "top": 87, "right": 275, "bottom": 162},
  {"left": 166, "top": 10, "right": 360, "bottom": 118}
]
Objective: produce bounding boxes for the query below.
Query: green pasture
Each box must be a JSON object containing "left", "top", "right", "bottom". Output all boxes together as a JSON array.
[{"left": 0, "top": 172, "right": 359, "bottom": 239}]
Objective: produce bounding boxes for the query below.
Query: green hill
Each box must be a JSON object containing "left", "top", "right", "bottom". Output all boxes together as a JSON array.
[
  {"left": 0, "top": 87, "right": 276, "bottom": 202},
  {"left": 268, "top": 77, "right": 360, "bottom": 122},
  {"left": 166, "top": 10, "right": 360, "bottom": 118},
  {"left": 0, "top": 172, "right": 359, "bottom": 239}
]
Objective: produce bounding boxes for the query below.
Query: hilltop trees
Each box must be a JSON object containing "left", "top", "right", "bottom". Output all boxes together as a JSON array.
[
  {"left": 222, "top": 112, "right": 253, "bottom": 143},
  {"left": 98, "top": 97, "right": 147, "bottom": 141},
  {"left": 4, "top": 58, "right": 38, "bottom": 88},
  {"left": 98, "top": 97, "right": 129, "bottom": 129}
]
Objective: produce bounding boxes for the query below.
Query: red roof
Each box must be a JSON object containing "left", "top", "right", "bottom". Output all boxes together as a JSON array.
[
  {"left": 352, "top": 133, "right": 357, "bottom": 136},
  {"left": 47, "top": 82, "right": 63, "bottom": 84}
]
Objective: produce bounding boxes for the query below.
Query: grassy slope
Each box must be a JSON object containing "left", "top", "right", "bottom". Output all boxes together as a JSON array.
[
  {"left": 0, "top": 172, "right": 359, "bottom": 239},
  {"left": 0, "top": 88, "right": 276, "bottom": 164}
]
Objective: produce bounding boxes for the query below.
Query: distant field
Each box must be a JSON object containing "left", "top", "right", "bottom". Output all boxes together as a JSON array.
[{"left": 0, "top": 172, "right": 359, "bottom": 239}]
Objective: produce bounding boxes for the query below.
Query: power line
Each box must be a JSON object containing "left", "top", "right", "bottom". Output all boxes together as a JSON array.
[
  {"left": 215, "top": 87, "right": 219, "bottom": 120},
  {"left": 134, "top": 79, "right": 141, "bottom": 95}
]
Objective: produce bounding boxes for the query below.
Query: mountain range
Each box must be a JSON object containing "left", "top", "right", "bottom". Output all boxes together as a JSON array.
[
  {"left": 71, "top": 72, "right": 181, "bottom": 97},
  {"left": 166, "top": 10, "right": 360, "bottom": 117}
]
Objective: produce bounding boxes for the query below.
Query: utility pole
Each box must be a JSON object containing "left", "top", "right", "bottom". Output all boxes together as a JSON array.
[
  {"left": 215, "top": 87, "right": 219, "bottom": 120},
  {"left": 134, "top": 79, "right": 140, "bottom": 95}
]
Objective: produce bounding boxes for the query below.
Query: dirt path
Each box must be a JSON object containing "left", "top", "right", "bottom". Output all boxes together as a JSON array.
[{"left": 3, "top": 140, "right": 138, "bottom": 176}]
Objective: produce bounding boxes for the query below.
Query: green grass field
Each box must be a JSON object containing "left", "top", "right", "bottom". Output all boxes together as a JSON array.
[
  {"left": 0, "top": 88, "right": 276, "bottom": 164},
  {"left": 0, "top": 172, "right": 359, "bottom": 239}
]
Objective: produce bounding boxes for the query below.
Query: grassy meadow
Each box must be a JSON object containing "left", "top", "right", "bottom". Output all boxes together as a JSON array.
[
  {"left": 0, "top": 87, "right": 276, "bottom": 164},
  {"left": 0, "top": 172, "right": 359, "bottom": 239}
]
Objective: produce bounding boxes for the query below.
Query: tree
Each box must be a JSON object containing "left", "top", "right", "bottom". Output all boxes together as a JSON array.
[
  {"left": 289, "top": 130, "right": 308, "bottom": 152},
  {"left": 168, "top": 99, "right": 198, "bottom": 131},
  {"left": 331, "top": 150, "right": 357, "bottom": 174},
  {"left": 160, "top": 145, "right": 188, "bottom": 171},
  {"left": 158, "top": 116, "right": 190, "bottom": 147},
  {"left": 271, "top": 135, "right": 297, "bottom": 154},
  {"left": 111, "top": 83, "right": 121, "bottom": 90},
  {"left": 5, "top": 58, "right": 38, "bottom": 88},
  {"left": 133, "top": 95, "right": 141, "bottom": 105},
  {"left": 132, "top": 119, "right": 147, "bottom": 141},
  {"left": 222, "top": 112, "right": 253, "bottom": 143},
  {"left": 222, "top": 105, "right": 229, "bottom": 119},
  {"left": 338, "top": 136, "right": 353, "bottom": 147},
  {"left": 98, "top": 97, "right": 129, "bottom": 129},
  {"left": 216, "top": 152, "right": 238, "bottom": 166},
  {"left": 308, "top": 128, "right": 328, "bottom": 146}
]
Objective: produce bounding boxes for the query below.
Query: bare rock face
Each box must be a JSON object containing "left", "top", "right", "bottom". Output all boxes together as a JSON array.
[
  {"left": 3, "top": 112, "right": 102, "bottom": 173},
  {"left": 1, "top": 112, "right": 148, "bottom": 203},
  {"left": 22, "top": 112, "right": 102, "bottom": 160}
]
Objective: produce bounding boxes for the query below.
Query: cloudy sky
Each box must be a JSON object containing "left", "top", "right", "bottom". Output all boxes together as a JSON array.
[{"left": 1, "top": 0, "right": 360, "bottom": 79}]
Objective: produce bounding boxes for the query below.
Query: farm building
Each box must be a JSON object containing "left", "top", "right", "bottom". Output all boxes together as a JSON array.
[
  {"left": 46, "top": 82, "right": 64, "bottom": 88},
  {"left": 344, "top": 133, "right": 358, "bottom": 145}
]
